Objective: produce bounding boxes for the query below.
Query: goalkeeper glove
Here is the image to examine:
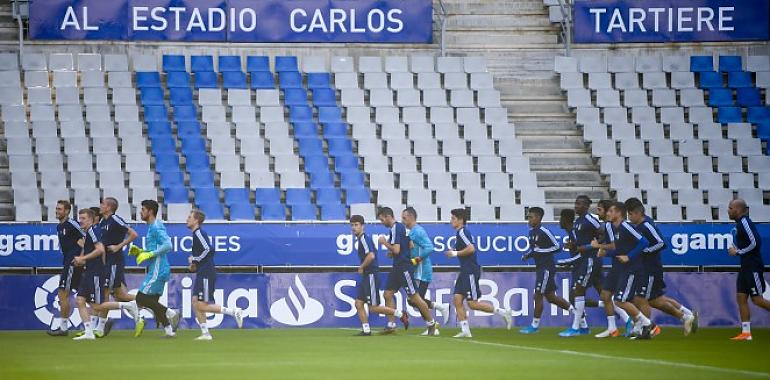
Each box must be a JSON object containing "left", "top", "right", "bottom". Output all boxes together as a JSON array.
[
  {"left": 128, "top": 245, "right": 148, "bottom": 257},
  {"left": 410, "top": 257, "right": 423, "bottom": 265},
  {"left": 136, "top": 251, "right": 155, "bottom": 265}
]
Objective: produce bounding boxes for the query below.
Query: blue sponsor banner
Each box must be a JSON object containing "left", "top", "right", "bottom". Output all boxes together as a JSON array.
[
  {"left": 0, "top": 222, "right": 766, "bottom": 268},
  {"left": 2, "top": 272, "right": 768, "bottom": 330},
  {"left": 28, "top": 0, "right": 433, "bottom": 43},
  {"left": 573, "top": 0, "right": 770, "bottom": 43}
]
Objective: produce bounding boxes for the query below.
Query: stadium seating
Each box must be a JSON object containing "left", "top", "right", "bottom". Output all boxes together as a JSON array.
[{"left": 558, "top": 53, "right": 770, "bottom": 221}]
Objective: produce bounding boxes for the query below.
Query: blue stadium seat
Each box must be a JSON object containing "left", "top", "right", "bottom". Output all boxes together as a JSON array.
[
  {"left": 717, "top": 107, "right": 743, "bottom": 123},
  {"left": 327, "top": 138, "right": 353, "bottom": 156},
  {"left": 318, "top": 107, "right": 342, "bottom": 123},
  {"left": 748, "top": 107, "right": 770, "bottom": 124},
  {"left": 150, "top": 135, "right": 175, "bottom": 151},
  {"left": 293, "top": 122, "right": 318, "bottom": 137},
  {"left": 224, "top": 188, "right": 251, "bottom": 206},
  {"left": 275, "top": 56, "right": 299, "bottom": 72},
  {"left": 228, "top": 203, "right": 255, "bottom": 220},
  {"left": 140, "top": 87, "right": 165, "bottom": 106},
  {"left": 197, "top": 201, "right": 225, "bottom": 220},
  {"left": 218, "top": 56, "right": 242, "bottom": 72},
  {"left": 320, "top": 204, "right": 346, "bottom": 220},
  {"left": 728, "top": 72, "right": 753, "bottom": 88},
  {"left": 303, "top": 154, "right": 329, "bottom": 173},
  {"left": 707, "top": 88, "right": 733, "bottom": 107},
  {"left": 250, "top": 71, "right": 275, "bottom": 89},
  {"left": 340, "top": 172, "right": 365, "bottom": 188},
  {"left": 279, "top": 72, "right": 303, "bottom": 89},
  {"left": 247, "top": 56, "right": 270, "bottom": 72},
  {"left": 181, "top": 136, "right": 207, "bottom": 154},
  {"left": 757, "top": 121, "right": 770, "bottom": 141},
  {"left": 194, "top": 71, "right": 218, "bottom": 88},
  {"left": 189, "top": 170, "right": 214, "bottom": 188},
  {"left": 284, "top": 88, "right": 309, "bottom": 106},
  {"left": 690, "top": 56, "right": 714, "bottom": 72},
  {"left": 148, "top": 123, "right": 173, "bottom": 138},
  {"left": 167, "top": 71, "right": 191, "bottom": 88},
  {"left": 177, "top": 122, "right": 202, "bottom": 136},
  {"left": 334, "top": 155, "right": 359, "bottom": 172},
  {"left": 698, "top": 72, "right": 724, "bottom": 89},
  {"left": 155, "top": 154, "right": 181, "bottom": 172},
  {"left": 144, "top": 105, "right": 168, "bottom": 122},
  {"left": 254, "top": 188, "right": 281, "bottom": 205},
  {"left": 312, "top": 89, "right": 337, "bottom": 107},
  {"left": 185, "top": 153, "right": 210, "bottom": 171},
  {"left": 223, "top": 71, "right": 247, "bottom": 89},
  {"left": 719, "top": 56, "right": 742, "bottom": 72},
  {"left": 260, "top": 204, "right": 286, "bottom": 220},
  {"left": 285, "top": 188, "right": 312, "bottom": 205},
  {"left": 290, "top": 106, "right": 313, "bottom": 122},
  {"left": 307, "top": 73, "right": 332, "bottom": 89},
  {"left": 170, "top": 88, "right": 193, "bottom": 106},
  {"left": 298, "top": 138, "right": 324, "bottom": 157},
  {"left": 315, "top": 188, "right": 342, "bottom": 205},
  {"left": 159, "top": 171, "right": 184, "bottom": 187},
  {"left": 309, "top": 172, "right": 335, "bottom": 189},
  {"left": 191, "top": 55, "right": 214, "bottom": 73},
  {"left": 136, "top": 72, "right": 161, "bottom": 88},
  {"left": 345, "top": 188, "right": 371, "bottom": 204},
  {"left": 163, "top": 55, "right": 186, "bottom": 72},
  {"left": 737, "top": 88, "right": 762, "bottom": 107},
  {"left": 194, "top": 187, "right": 219, "bottom": 204},
  {"left": 322, "top": 123, "right": 347, "bottom": 138},
  {"left": 162, "top": 186, "right": 188, "bottom": 203},
  {"left": 173, "top": 105, "right": 197, "bottom": 122},
  {"left": 290, "top": 204, "right": 317, "bottom": 220}
]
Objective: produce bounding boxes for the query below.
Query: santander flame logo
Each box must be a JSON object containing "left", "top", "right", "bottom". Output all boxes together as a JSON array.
[{"left": 269, "top": 275, "right": 324, "bottom": 326}]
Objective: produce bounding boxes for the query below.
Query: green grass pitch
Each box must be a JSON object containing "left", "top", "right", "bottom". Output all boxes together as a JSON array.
[{"left": 1, "top": 328, "right": 769, "bottom": 379}]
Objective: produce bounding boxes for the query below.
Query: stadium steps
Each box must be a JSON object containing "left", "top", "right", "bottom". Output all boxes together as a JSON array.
[
  {"left": 0, "top": 136, "right": 11, "bottom": 220},
  {"left": 0, "top": 3, "right": 16, "bottom": 42}
]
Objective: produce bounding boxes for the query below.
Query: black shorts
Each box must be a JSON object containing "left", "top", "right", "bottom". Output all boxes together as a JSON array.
[
  {"left": 59, "top": 263, "right": 83, "bottom": 293},
  {"left": 77, "top": 272, "right": 105, "bottom": 305},
  {"left": 737, "top": 268, "right": 766, "bottom": 297},
  {"left": 193, "top": 271, "right": 216, "bottom": 302},
  {"left": 602, "top": 266, "right": 623, "bottom": 292},
  {"left": 454, "top": 271, "right": 482, "bottom": 300},
  {"left": 104, "top": 262, "right": 126, "bottom": 291},
  {"left": 572, "top": 257, "right": 602, "bottom": 290},
  {"left": 614, "top": 270, "right": 643, "bottom": 303},
  {"left": 415, "top": 279, "right": 430, "bottom": 299},
  {"left": 356, "top": 272, "right": 381, "bottom": 305},
  {"left": 535, "top": 268, "right": 557, "bottom": 294},
  {"left": 385, "top": 269, "right": 418, "bottom": 296},
  {"left": 635, "top": 269, "right": 666, "bottom": 300}
]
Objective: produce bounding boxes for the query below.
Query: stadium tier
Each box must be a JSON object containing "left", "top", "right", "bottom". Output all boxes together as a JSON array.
[{"left": 2, "top": 52, "right": 551, "bottom": 222}]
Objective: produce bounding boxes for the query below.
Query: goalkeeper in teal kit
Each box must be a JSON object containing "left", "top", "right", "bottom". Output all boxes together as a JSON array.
[
  {"left": 401, "top": 207, "right": 450, "bottom": 335},
  {"left": 129, "top": 200, "right": 180, "bottom": 338}
]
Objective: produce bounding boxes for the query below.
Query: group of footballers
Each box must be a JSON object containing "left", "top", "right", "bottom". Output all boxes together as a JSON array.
[
  {"left": 47, "top": 197, "right": 243, "bottom": 341},
  {"left": 46, "top": 194, "right": 766, "bottom": 341}
]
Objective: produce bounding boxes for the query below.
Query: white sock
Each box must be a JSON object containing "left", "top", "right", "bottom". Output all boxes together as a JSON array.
[
  {"left": 679, "top": 305, "right": 693, "bottom": 316},
  {"left": 164, "top": 325, "right": 174, "bottom": 335},
  {"left": 531, "top": 318, "right": 540, "bottom": 328},
  {"left": 493, "top": 308, "right": 507, "bottom": 317},
  {"left": 96, "top": 317, "right": 107, "bottom": 333},
  {"left": 60, "top": 317, "right": 69, "bottom": 331},
  {"left": 84, "top": 321, "right": 94, "bottom": 336},
  {"left": 198, "top": 320, "right": 209, "bottom": 335},
  {"left": 165, "top": 308, "right": 176, "bottom": 319},
  {"left": 460, "top": 320, "right": 470, "bottom": 334},
  {"left": 742, "top": 321, "right": 751, "bottom": 334},
  {"left": 572, "top": 297, "right": 585, "bottom": 330},
  {"left": 393, "top": 309, "right": 403, "bottom": 318},
  {"left": 426, "top": 320, "right": 436, "bottom": 326},
  {"left": 221, "top": 306, "right": 235, "bottom": 316},
  {"left": 636, "top": 313, "right": 651, "bottom": 327},
  {"left": 387, "top": 321, "right": 396, "bottom": 329},
  {"left": 614, "top": 304, "right": 630, "bottom": 322},
  {"left": 90, "top": 315, "right": 98, "bottom": 327},
  {"left": 607, "top": 316, "right": 617, "bottom": 331},
  {"left": 362, "top": 323, "right": 370, "bottom": 333},
  {"left": 580, "top": 316, "right": 589, "bottom": 329}
]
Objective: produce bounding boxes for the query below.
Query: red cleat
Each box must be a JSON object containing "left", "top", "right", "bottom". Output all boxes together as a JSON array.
[
  {"left": 400, "top": 313, "right": 410, "bottom": 330},
  {"left": 730, "top": 332, "right": 753, "bottom": 341}
]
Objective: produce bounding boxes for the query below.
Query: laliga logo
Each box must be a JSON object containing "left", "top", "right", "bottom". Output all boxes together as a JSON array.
[
  {"left": 270, "top": 275, "right": 324, "bottom": 326},
  {"left": 34, "top": 275, "right": 82, "bottom": 329}
]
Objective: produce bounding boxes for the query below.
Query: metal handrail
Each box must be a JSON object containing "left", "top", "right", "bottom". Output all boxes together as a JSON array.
[
  {"left": 556, "top": 0, "right": 572, "bottom": 56},
  {"left": 11, "top": 0, "right": 28, "bottom": 53},
  {"left": 436, "top": 0, "right": 448, "bottom": 56}
]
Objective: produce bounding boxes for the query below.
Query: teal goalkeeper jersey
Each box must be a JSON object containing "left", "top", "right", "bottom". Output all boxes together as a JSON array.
[
  {"left": 139, "top": 219, "right": 172, "bottom": 295},
  {"left": 408, "top": 224, "right": 435, "bottom": 282}
]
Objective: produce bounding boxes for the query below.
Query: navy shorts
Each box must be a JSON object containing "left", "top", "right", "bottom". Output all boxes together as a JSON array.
[
  {"left": 535, "top": 268, "right": 557, "bottom": 294},
  {"left": 635, "top": 269, "right": 666, "bottom": 300},
  {"left": 77, "top": 272, "right": 105, "bottom": 305},
  {"left": 572, "top": 257, "right": 602, "bottom": 290},
  {"left": 602, "top": 266, "right": 623, "bottom": 292},
  {"left": 104, "top": 263, "right": 126, "bottom": 291},
  {"left": 385, "top": 269, "right": 418, "bottom": 296},
  {"left": 194, "top": 271, "right": 216, "bottom": 302},
  {"left": 614, "top": 270, "right": 643, "bottom": 303},
  {"left": 59, "top": 263, "right": 83, "bottom": 293},
  {"left": 415, "top": 279, "right": 430, "bottom": 299},
  {"left": 737, "top": 268, "right": 766, "bottom": 297},
  {"left": 356, "top": 272, "right": 381, "bottom": 305},
  {"left": 454, "top": 271, "right": 482, "bottom": 300}
]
